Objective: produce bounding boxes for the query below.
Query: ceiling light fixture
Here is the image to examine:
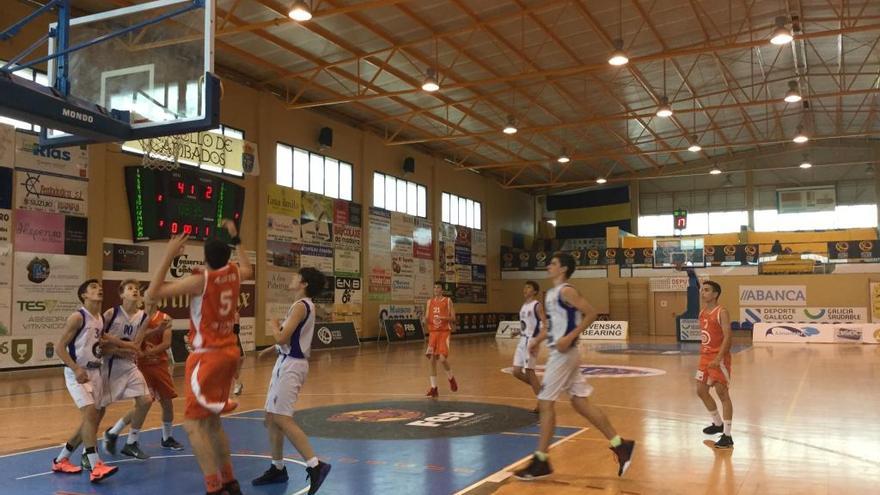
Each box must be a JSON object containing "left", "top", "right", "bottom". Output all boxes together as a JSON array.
[
  {"left": 793, "top": 124, "right": 809, "bottom": 143},
  {"left": 784, "top": 80, "right": 802, "bottom": 103},
  {"left": 557, "top": 149, "right": 570, "bottom": 163},
  {"left": 608, "top": 38, "right": 629, "bottom": 66},
  {"left": 800, "top": 154, "right": 812, "bottom": 169},
  {"left": 288, "top": 0, "right": 312, "bottom": 21},
  {"left": 656, "top": 96, "right": 673, "bottom": 118},
  {"left": 547, "top": 219, "right": 557, "bottom": 226},
  {"left": 596, "top": 178, "right": 607, "bottom": 184},
  {"left": 502, "top": 115, "right": 518, "bottom": 135},
  {"left": 709, "top": 167, "right": 722, "bottom": 175},
  {"left": 421, "top": 68, "right": 440, "bottom": 92},
  {"left": 770, "top": 16, "right": 793, "bottom": 45},
  {"left": 687, "top": 134, "right": 701, "bottom": 152}
]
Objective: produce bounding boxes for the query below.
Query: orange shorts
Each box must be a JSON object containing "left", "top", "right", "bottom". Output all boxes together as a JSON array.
[
  {"left": 184, "top": 346, "right": 239, "bottom": 420},
  {"left": 695, "top": 353, "right": 732, "bottom": 386},
  {"left": 139, "top": 361, "right": 177, "bottom": 401},
  {"left": 425, "top": 331, "right": 450, "bottom": 358}
]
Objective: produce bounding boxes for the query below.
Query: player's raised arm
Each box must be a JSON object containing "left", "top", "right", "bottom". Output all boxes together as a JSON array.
[{"left": 223, "top": 219, "right": 254, "bottom": 281}]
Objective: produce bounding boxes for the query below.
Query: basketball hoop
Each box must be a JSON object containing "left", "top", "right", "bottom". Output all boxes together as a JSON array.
[{"left": 139, "top": 135, "right": 183, "bottom": 170}]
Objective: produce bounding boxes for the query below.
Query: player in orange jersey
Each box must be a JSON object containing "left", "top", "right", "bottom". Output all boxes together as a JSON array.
[
  {"left": 422, "top": 282, "right": 457, "bottom": 398},
  {"left": 145, "top": 220, "right": 253, "bottom": 495},
  {"left": 695, "top": 279, "right": 734, "bottom": 449}
]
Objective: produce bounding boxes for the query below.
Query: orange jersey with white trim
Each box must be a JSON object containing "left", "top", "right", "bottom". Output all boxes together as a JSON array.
[
  {"left": 189, "top": 264, "right": 240, "bottom": 350},
  {"left": 427, "top": 297, "right": 452, "bottom": 333},
  {"left": 140, "top": 310, "right": 171, "bottom": 365},
  {"left": 699, "top": 305, "right": 726, "bottom": 356}
]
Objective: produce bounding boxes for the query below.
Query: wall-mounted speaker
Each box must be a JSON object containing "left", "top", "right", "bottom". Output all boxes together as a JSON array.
[
  {"left": 403, "top": 156, "right": 415, "bottom": 174},
  {"left": 318, "top": 127, "right": 333, "bottom": 148}
]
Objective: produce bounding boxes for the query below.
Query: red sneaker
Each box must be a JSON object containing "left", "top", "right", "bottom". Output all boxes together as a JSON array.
[
  {"left": 449, "top": 377, "right": 458, "bottom": 392},
  {"left": 89, "top": 461, "right": 119, "bottom": 483},
  {"left": 425, "top": 387, "right": 438, "bottom": 398},
  {"left": 52, "top": 457, "right": 82, "bottom": 474}
]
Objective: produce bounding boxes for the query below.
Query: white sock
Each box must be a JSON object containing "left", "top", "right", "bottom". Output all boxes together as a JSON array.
[
  {"left": 86, "top": 450, "right": 100, "bottom": 467},
  {"left": 429, "top": 376, "right": 437, "bottom": 388},
  {"left": 306, "top": 457, "right": 319, "bottom": 468},
  {"left": 723, "top": 420, "right": 732, "bottom": 436},
  {"left": 445, "top": 370, "right": 454, "bottom": 380},
  {"left": 710, "top": 409, "right": 722, "bottom": 426},
  {"left": 110, "top": 418, "right": 127, "bottom": 435},
  {"left": 56, "top": 443, "right": 75, "bottom": 461},
  {"left": 272, "top": 459, "right": 284, "bottom": 469},
  {"left": 162, "top": 422, "right": 173, "bottom": 441},
  {"left": 126, "top": 429, "right": 140, "bottom": 444}
]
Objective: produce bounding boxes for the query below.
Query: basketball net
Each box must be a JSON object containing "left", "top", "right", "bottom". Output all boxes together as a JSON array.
[{"left": 138, "top": 135, "right": 183, "bottom": 171}]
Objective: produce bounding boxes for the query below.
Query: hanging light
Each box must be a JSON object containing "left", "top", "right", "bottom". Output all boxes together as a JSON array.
[
  {"left": 792, "top": 124, "right": 809, "bottom": 143},
  {"left": 799, "top": 154, "right": 812, "bottom": 169},
  {"left": 687, "top": 135, "right": 702, "bottom": 152},
  {"left": 288, "top": 0, "right": 312, "bottom": 21},
  {"left": 502, "top": 115, "right": 518, "bottom": 135},
  {"left": 596, "top": 178, "right": 608, "bottom": 184},
  {"left": 546, "top": 219, "right": 557, "bottom": 226},
  {"left": 608, "top": 38, "right": 629, "bottom": 66},
  {"left": 421, "top": 68, "right": 440, "bottom": 92},
  {"left": 784, "top": 80, "right": 802, "bottom": 103},
  {"left": 557, "top": 149, "right": 570, "bottom": 163},
  {"left": 656, "top": 96, "right": 673, "bottom": 118},
  {"left": 710, "top": 167, "right": 722, "bottom": 175},
  {"left": 770, "top": 16, "right": 793, "bottom": 45}
]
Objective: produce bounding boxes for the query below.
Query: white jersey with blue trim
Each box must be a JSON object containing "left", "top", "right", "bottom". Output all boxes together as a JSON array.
[
  {"left": 104, "top": 306, "right": 146, "bottom": 363},
  {"left": 519, "top": 300, "right": 541, "bottom": 339},
  {"left": 277, "top": 298, "right": 316, "bottom": 360},
  {"left": 68, "top": 308, "right": 105, "bottom": 368},
  {"left": 544, "top": 283, "right": 581, "bottom": 349}
]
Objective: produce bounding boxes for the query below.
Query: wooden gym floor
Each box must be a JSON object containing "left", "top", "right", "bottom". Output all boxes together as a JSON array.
[{"left": 0, "top": 334, "right": 877, "bottom": 494}]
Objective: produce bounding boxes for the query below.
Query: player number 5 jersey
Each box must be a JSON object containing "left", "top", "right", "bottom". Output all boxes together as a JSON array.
[{"left": 190, "top": 263, "right": 240, "bottom": 350}]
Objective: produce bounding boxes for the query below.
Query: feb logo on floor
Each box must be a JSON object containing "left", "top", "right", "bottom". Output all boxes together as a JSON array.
[{"left": 501, "top": 364, "right": 667, "bottom": 378}]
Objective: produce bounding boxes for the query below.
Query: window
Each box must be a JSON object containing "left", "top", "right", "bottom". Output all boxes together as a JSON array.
[
  {"left": 373, "top": 172, "right": 427, "bottom": 218},
  {"left": 121, "top": 124, "right": 246, "bottom": 177},
  {"left": 754, "top": 204, "right": 877, "bottom": 232},
  {"left": 0, "top": 59, "right": 49, "bottom": 132},
  {"left": 638, "top": 211, "right": 747, "bottom": 237},
  {"left": 442, "top": 192, "right": 482, "bottom": 230},
  {"left": 276, "top": 143, "right": 353, "bottom": 200}
]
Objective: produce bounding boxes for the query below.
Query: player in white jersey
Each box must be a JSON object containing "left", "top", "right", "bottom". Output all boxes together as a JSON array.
[
  {"left": 52, "top": 279, "right": 119, "bottom": 482},
  {"left": 511, "top": 281, "right": 546, "bottom": 413},
  {"left": 252, "top": 267, "right": 331, "bottom": 494},
  {"left": 515, "top": 252, "right": 635, "bottom": 481},
  {"left": 101, "top": 280, "right": 154, "bottom": 460}
]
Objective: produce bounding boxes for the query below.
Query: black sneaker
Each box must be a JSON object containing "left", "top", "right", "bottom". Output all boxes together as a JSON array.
[
  {"left": 610, "top": 439, "right": 636, "bottom": 476},
  {"left": 161, "top": 437, "right": 184, "bottom": 451},
  {"left": 223, "top": 479, "right": 243, "bottom": 495},
  {"left": 513, "top": 455, "right": 552, "bottom": 480},
  {"left": 120, "top": 442, "right": 149, "bottom": 459},
  {"left": 703, "top": 423, "right": 724, "bottom": 435},
  {"left": 714, "top": 434, "right": 734, "bottom": 449},
  {"left": 306, "top": 461, "right": 331, "bottom": 494},
  {"left": 252, "top": 465, "right": 289, "bottom": 486},
  {"left": 103, "top": 429, "right": 118, "bottom": 455}
]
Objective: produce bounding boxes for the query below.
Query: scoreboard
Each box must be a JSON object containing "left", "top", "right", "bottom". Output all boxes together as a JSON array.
[{"left": 124, "top": 166, "right": 245, "bottom": 242}]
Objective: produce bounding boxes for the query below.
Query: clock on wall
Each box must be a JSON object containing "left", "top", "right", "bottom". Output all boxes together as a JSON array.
[{"left": 124, "top": 166, "right": 245, "bottom": 242}]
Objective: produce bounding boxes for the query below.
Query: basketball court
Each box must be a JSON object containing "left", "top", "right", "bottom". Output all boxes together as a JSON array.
[{"left": 2, "top": 1, "right": 880, "bottom": 494}]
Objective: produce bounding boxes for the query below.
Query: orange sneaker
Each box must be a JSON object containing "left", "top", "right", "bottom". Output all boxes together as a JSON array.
[
  {"left": 222, "top": 399, "right": 239, "bottom": 413},
  {"left": 52, "top": 457, "right": 82, "bottom": 474},
  {"left": 449, "top": 377, "right": 458, "bottom": 392},
  {"left": 89, "top": 461, "right": 118, "bottom": 483},
  {"left": 425, "top": 387, "right": 438, "bottom": 398}
]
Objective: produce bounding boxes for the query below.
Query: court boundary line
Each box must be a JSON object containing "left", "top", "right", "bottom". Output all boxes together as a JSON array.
[
  {"left": 0, "top": 408, "right": 261, "bottom": 459},
  {"left": 452, "top": 426, "right": 590, "bottom": 495}
]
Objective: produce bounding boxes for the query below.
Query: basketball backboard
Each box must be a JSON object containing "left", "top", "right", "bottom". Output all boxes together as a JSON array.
[
  {"left": 0, "top": 0, "right": 218, "bottom": 147},
  {"left": 653, "top": 237, "right": 706, "bottom": 268}
]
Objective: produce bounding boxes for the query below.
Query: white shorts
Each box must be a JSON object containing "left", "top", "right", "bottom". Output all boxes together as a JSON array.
[
  {"left": 102, "top": 358, "right": 149, "bottom": 407},
  {"left": 513, "top": 337, "right": 537, "bottom": 370},
  {"left": 64, "top": 367, "right": 105, "bottom": 409},
  {"left": 536, "top": 348, "right": 593, "bottom": 401},
  {"left": 265, "top": 355, "right": 309, "bottom": 416}
]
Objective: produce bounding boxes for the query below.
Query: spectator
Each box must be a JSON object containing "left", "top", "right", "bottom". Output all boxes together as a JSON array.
[
  {"left": 771, "top": 240, "right": 783, "bottom": 254},
  {"left": 783, "top": 247, "right": 793, "bottom": 254}
]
